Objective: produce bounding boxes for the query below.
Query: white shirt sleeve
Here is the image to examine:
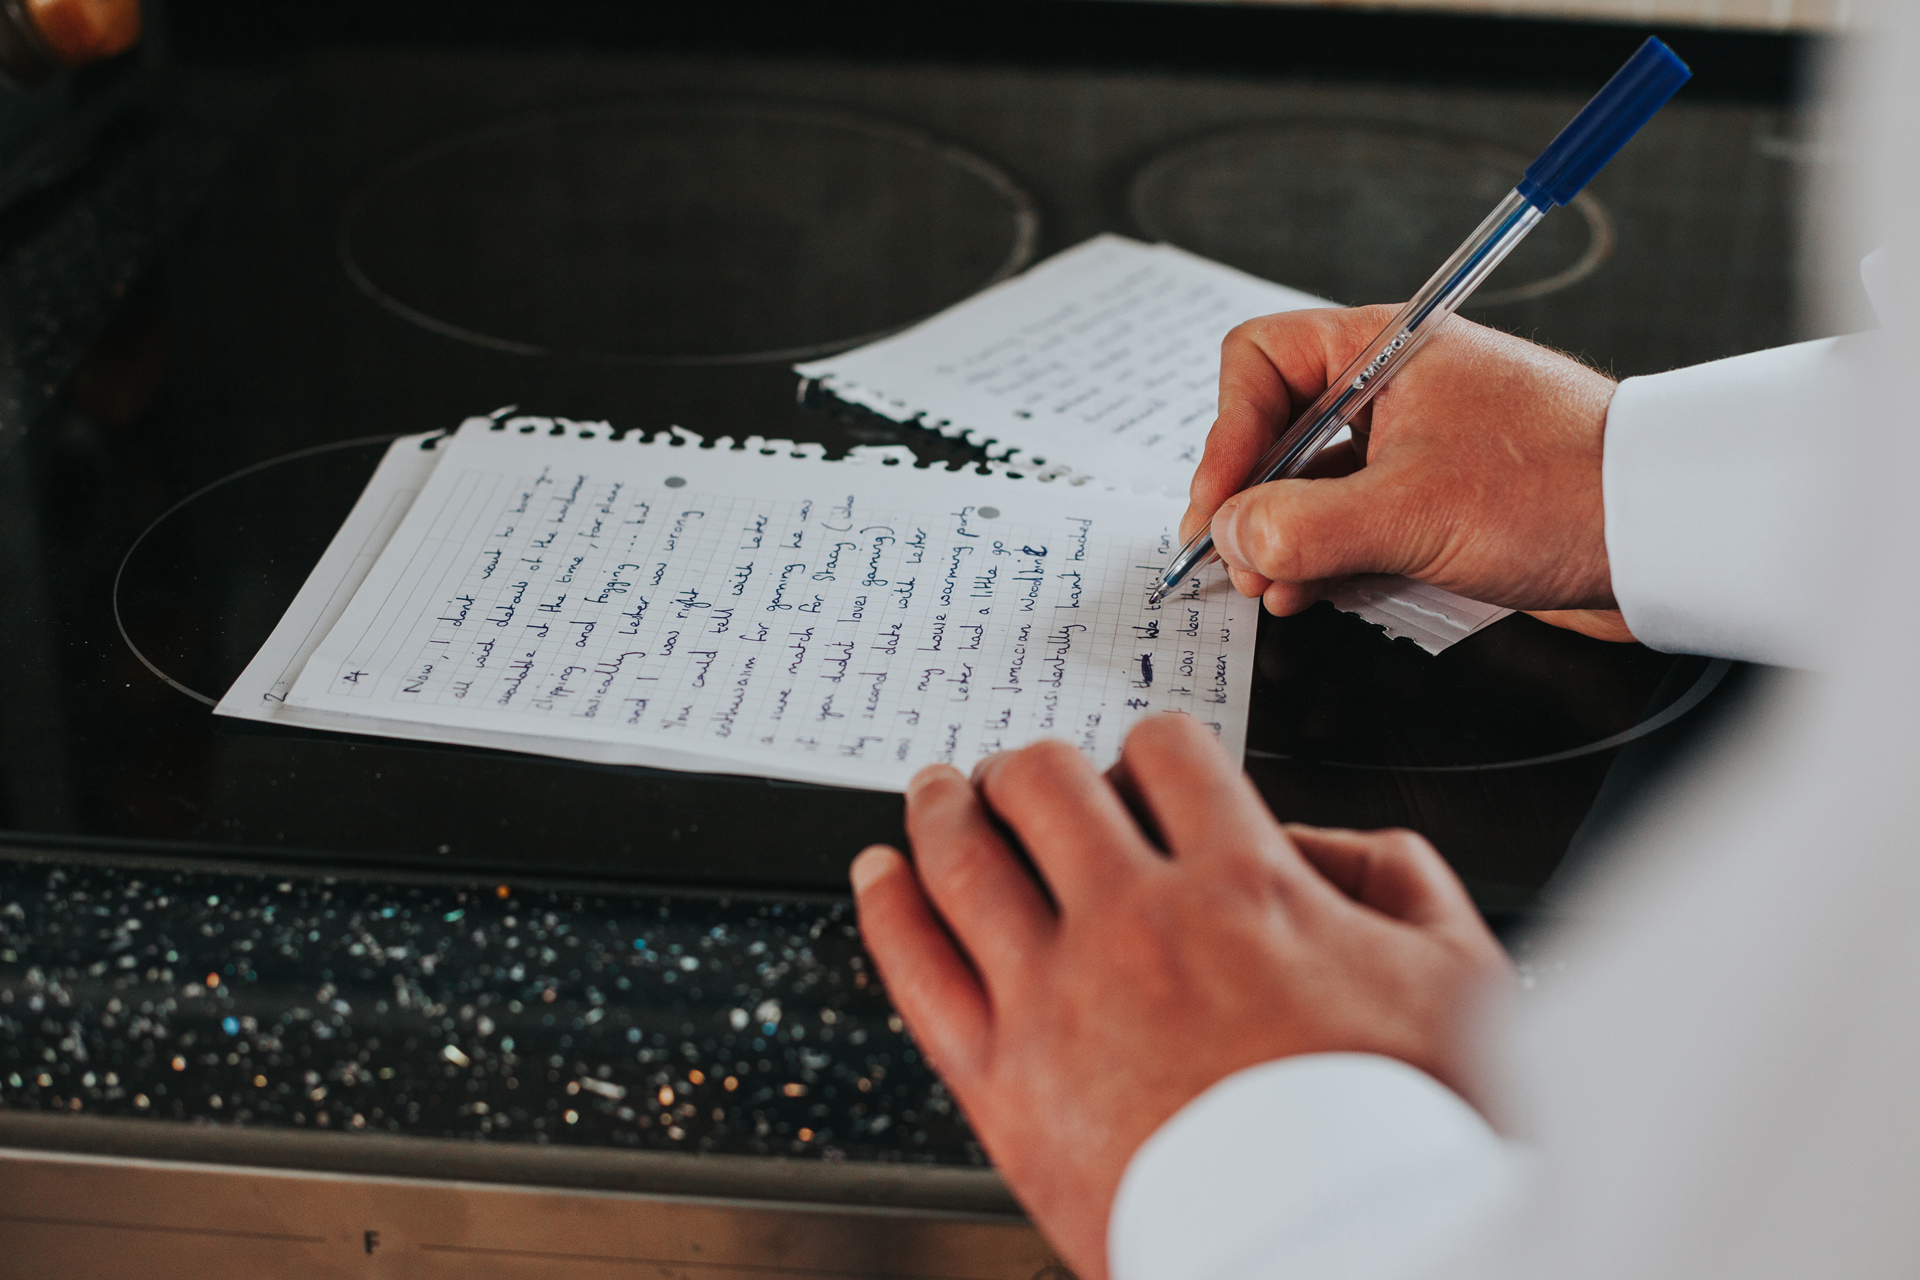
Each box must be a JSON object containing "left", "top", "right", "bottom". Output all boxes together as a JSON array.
[
  {"left": 1106, "top": 10, "right": 1920, "bottom": 1280},
  {"left": 1602, "top": 335, "right": 1878, "bottom": 667},
  {"left": 1102, "top": 333, "right": 1880, "bottom": 1280},
  {"left": 1107, "top": 1053, "right": 1517, "bottom": 1280}
]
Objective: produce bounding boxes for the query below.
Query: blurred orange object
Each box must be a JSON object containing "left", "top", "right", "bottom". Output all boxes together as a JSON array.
[{"left": 24, "top": 0, "right": 139, "bottom": 67}]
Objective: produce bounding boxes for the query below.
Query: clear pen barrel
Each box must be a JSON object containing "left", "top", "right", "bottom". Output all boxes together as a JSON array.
[{"left": 1245, "top": 189, "right": 1545, "bottom": 487}]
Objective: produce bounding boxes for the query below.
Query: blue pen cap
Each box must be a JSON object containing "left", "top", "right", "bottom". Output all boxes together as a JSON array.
[{"left": 1516, "top": 38, "right": 1692, "bottom": 210}]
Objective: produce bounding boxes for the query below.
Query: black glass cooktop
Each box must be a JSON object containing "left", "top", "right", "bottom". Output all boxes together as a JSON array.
[
  {"left": 338, "top": 99, "right": 1038, "bottom": 364},
  {"left": 0, "top": 1, "right": 1813, "bottom": 1187},
  {"left": 2, "top": 20, "right": 1805, "bottom": 910}
]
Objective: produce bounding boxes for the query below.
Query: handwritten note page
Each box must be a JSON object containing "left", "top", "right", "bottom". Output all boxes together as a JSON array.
[
  {"left": 283, "top": 420, "right": 1257, "bottom": 790},
  {"left": 221, "top": 436, "right": 441, "bottom": 710},
  {"left": 797, "top": 235, "right": 1327, "bottom": 494},
  {"left": 217, "top": 431, "right": 751, "bottom": 775}
]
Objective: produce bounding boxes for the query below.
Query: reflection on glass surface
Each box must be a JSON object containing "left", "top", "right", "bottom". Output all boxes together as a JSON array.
[
  {"left": 1246, "top": 604, "right": 1713, "bottom": 770},
  {"left": 1130, "top": 122, "right": 1609, "bottom": 308},
  {"left": 339, "top": 101, "right": 1039, "bottom": 363}
]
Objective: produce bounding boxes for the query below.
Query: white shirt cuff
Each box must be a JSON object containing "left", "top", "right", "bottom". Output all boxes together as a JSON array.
[
  {"left": 1108, "top": 1053, "right": 1517, "bottom": 1280},
  {"left": 1604, "top": 336, "right": 1876, "bottom": 667}
]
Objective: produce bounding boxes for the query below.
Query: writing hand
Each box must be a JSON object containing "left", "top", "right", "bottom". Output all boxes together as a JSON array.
[
  {"left": 850, "top": 716, "right": 1513, "bottom": 1280},
  {"left": 1184, "top": 305, "right": 1631, "bottom": 641}
]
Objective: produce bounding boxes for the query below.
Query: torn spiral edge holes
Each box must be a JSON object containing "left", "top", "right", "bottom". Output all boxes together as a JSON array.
[
  {"left": 796, "top": 383, "right": 1069, "bottom": 479},
  {"left": 467, "top": 408, "right": 1050, "bottom": 479},
  {"left": 805, "top": 379, "right": 1075, "bottom": 481},
  {"left": 121, "top": 416, "right": 1039, "bottom": 706}
]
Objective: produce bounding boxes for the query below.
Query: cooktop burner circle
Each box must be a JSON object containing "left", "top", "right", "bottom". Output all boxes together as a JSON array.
[
  {"left": 1128, "top": 121, "right": 1611, "bottom": 308},
  {"left": 113, "top": 438, "right": 1717, "bottom": 774},
  {"left": 114, "top": 437, "right": 402, "bottom": 708},
  {"left": 338, "top": 100, "right": 1039, "bottom": 365}
]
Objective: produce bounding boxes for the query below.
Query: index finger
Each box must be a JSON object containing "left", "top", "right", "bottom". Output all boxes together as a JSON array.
[{"left": 1180, "top": 305, "right": 1393, "bottom": 545}]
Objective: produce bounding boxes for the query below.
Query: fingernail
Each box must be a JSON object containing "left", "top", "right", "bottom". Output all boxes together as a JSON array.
[
  {"left": 849, "top": 845, "right": 896, "bottom": 894},
  {"left": 1211, "top": 502, "right": 1242, "bottom": 563},
  {"left": 969, "top": 751, "right": 1009, "bottom": 785},
  {"left": 906, "top": 764, "right": 949, "bottom": 799}
]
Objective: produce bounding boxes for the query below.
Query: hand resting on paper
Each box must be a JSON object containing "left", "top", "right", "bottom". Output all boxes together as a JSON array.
[
  {"left": 1182, "top": 305, "right": 1633, "bottom": 642},
  {"left": 849, "top": 715, "right": 1513, "bottom": 1280}
]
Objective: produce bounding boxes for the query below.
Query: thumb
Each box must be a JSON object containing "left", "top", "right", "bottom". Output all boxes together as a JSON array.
[{"left": 1211, "top": 466, "right": 1432, "bottom": 586}]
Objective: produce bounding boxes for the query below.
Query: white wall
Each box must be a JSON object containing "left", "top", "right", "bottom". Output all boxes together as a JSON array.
[{"left": 1152, "top": 0, "right": 1847, "bottom": 32}]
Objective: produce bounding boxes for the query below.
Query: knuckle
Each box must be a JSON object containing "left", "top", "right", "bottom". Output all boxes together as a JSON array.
[
  {"left": 1237, "top": 503, "right": 1307, "bottom": 581},
  {"left": 1221, "top": 317, "right": 1260, "bottom": 349},
  {"left": 983, "top": 738, "right": 1082, "bottom": 807},
  {"left": 1215, "top": 850, "right": 1282, "bottom": 902},
  {"left": 903, "top": 772, "right": 971, "bottom": 830},
  {"left": 1124, "top": 711, "right": 1194, "bottom": 758},
  {"left": 1020, "top": 737, "right": 1086, "bottom": 776},
  {"left": 908, "top": 764, "right": 968, "bottom": 805},
  {"left": 1348, "top": 303, "right": 1401, "bottom": 337},
  {"left": 1263, "top": 546, "right": 1313, "bottom": 585},
  {"left": 1381, "top": 827, "right": 1440, "bottom": 861},
  {"left": 928, "top": 836, "right": 1001, "bottom": 898},
  {"left": 1112, "top": 875, "right": 1187, "bottom": 949}
]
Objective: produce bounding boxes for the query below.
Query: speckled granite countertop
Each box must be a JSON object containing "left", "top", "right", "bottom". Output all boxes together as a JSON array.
[{"left": 0, "top": 851, "right": 983, "bottom": 1179}]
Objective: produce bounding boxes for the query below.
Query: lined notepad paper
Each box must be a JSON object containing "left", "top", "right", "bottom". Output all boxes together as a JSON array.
[
  {"left": 222, "top": 418, "right": 1257, "bottom": 791},
  {"left": 799, "top": 235, "right": 1328, "bottom": 494}
]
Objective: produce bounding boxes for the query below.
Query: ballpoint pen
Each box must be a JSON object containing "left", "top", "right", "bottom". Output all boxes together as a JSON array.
[{"left": 1144, "top": 36, "right": 1692, "bottom": 607}]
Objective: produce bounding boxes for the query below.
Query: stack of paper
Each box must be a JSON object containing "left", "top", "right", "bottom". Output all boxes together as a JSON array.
[{"left": 218, "top": 415, "right": 1258, "bottom": 791}]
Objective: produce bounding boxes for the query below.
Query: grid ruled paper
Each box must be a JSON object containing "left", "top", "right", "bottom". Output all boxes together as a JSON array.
[{"left": 284, "top": 420, "right": 1256, "bottom": 790}]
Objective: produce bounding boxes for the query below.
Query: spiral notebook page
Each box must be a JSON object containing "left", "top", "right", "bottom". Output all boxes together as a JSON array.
[
  {"left": 796, "top": 234, "right": 1513, "bottom": 653},
  {"left": 797, "top": 234, "right": 1327, "bottom": 492},
  {"left": 216, "top": 431, "right": 748, "bottom": 777},
  {"left": 284, "top": 420, "right": 1257, "bottom": 790}
]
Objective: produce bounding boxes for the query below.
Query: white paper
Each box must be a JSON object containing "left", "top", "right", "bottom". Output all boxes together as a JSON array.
[
  {"left": 1327, "top": 576, "right": 1512, "bottom": 656},
  {"left": 798, "top": 234, "right": 1328, "bottom": 493},
  {"left": 217, "top": 429, "right": 919, "bottom": 778},
  {"left": 796, "top": 234, "right": 1512, "bottom": 651},
  {"left": 220, "top": 434, "right": 441, "bottom": 712},
  {"left": 276, "top": 419, "right": 1257, "bottom": 791}
]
